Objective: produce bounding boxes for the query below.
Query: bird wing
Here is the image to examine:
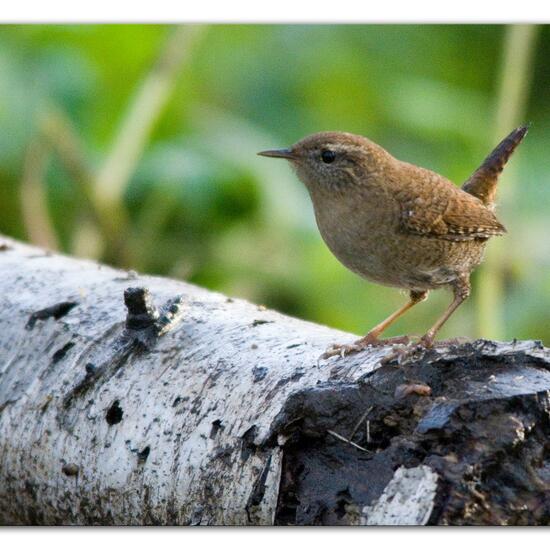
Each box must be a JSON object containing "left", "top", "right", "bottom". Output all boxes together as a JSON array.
[{"left": 397, "top": 167, "right": 507, "bottom": 241}]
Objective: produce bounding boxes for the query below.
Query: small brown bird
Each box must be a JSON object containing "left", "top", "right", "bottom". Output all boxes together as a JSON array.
[{"left": 258, "top": 126, "right": 528, "bottom": 357}]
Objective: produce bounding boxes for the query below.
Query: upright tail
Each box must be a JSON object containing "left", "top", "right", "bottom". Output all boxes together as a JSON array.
[{"left": 462, "top": 125, "right": 529, "bottom": 207}]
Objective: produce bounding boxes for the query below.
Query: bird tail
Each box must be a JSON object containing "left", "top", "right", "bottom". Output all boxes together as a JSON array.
[{"left": 462, "top": 125, "right": 529, "bottom": 207}]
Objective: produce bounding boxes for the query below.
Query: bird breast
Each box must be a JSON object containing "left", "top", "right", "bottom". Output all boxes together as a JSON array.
[
  {"left": 309, "top": 186, "right": 486, "bottom": 291},
  {"left": 310, "top": 187, "right": 400, "bottom": 281}
]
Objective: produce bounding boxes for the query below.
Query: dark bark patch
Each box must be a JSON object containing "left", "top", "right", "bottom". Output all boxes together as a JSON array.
[
  {"left": 252, "top": 366, "right": 268, "bottom": 382},
  {"left": 62, "top": 336, "right": 135, "bottom": 412},
  {"left": 335, "top": 488, "right": 353, "bottom": 519},
  {"left": 210, "top": 419, "right": 224, "bottom": 439},
  {"left": 85, "top": 363, "right": 97, "bottom": 377},
  {"left": 137, "top": 446, "right": 150, "bottom": 464},
  {"left": 273, "top": 342, "right": 550, "bottom": 525},
  {"left": 62, "top": 463, "right": 79, "bottom": 476},
  {"left": 251, "top": 319, "right": 273, "bottom": 327},
  {"left": 241, "top": 425, "right": 258, "bottom": 461},
  {"left": 106, "top": 400, "right": 123, "bottom": 425},
  {"left": 26, "top": 301, "right": 78, "bottom": 329},
  {"left": 51, "top": 342, "right": 75, "bottom": 364},
  {"left": 246, "top": 455, "right": 273, "bottom": 522},
  {"left": 416, "top": 401, "right": 459, "bottom": 433},
  {"left": 213, "top": 445, "right": 233, "bottom": 467}
]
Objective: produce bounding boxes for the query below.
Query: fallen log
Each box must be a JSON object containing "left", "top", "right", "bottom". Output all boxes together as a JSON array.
[{"left": 0, "top": 236, "right": 549, "bottom": 525}]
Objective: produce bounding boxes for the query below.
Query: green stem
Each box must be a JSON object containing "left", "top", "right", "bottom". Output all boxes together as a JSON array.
[
  {"left": 19, "top": 136, "right": 59, "bottom": 251},
  {"left": 93, "top": 25, "right": 205, "bottom": 214},
  {"left": 475, "top": 24, "right": 539, "bottom": 340},
  {"left": 79, "top": 24, "right": 205, "bottom": 264}
]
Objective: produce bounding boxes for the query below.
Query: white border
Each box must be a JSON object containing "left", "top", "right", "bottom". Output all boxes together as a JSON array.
[
  {"left": 1, "top": 0, "right": 550, "bottom": 23},
  {"left": 1, "top": 528, "right": 548, "bottom": 548},
  {"left": 1, "top": 2, "right": 548, "bottom": 542}
]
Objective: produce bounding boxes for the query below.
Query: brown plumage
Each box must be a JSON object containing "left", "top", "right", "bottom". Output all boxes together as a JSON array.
[
  {"left": 258, "top": 126, "right": 528, "bottom": 356},
  {"left": 462, "top": 125, "right": 529, "bottom": 207}
]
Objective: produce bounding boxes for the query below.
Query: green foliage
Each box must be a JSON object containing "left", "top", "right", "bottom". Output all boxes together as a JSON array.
[{"left": 0, "top": 24, "right": 548, "bottom": 342}]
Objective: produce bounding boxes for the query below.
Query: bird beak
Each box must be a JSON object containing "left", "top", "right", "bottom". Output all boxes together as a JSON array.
[{"left": 257, "top": 148, "right": 295, "bottom": 160}]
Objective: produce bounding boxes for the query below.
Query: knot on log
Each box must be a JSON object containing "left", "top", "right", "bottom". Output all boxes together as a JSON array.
[
  {"left": 124, "top": 287, "right": 160, "bottom": 330},
  {"left": 124, "top": 286, "right": 185, "bottom": 338},
  {"left": 62, "top": 287, "right": 185, "bottom": 412}
]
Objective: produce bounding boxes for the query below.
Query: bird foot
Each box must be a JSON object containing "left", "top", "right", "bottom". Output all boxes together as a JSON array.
[
  {"left": 419, "top": 336, "right": 469, "bottom": 348},
  {"left": 381, "top": 336, "right": 470, "bottom": 366},
  {"left": 419, "top": 334, "right": 434, "bottom": 348},
  {"left": 321, "top": 334, "right": 411, "bottom": 360}
]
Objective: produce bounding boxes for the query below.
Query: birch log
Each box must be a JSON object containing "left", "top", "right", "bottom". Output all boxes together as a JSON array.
[{"left": 0, "top": 236, "right": 549, "bottom": 526}]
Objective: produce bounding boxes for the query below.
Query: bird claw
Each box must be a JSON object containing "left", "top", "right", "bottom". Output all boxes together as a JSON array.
[
  {"left": 420, "top": 335, "right": 468, "bottom": 349},
  {"left": 381, "top": 343, "right": 424, "bottom": 366},
  {"left": 320, "top": 343, "right": 362, "bottom": 360},
  {"left": 381, "top": 336, "right": 470, "bottom": 366},
  {"left": 320, "top": 335, "right": 411, "bottom": 360},
  {"left": 320, "top": 333, "right": 469, "bottom": 363},
  {"left": 419, "top": 334, "right": 434, "bottom": 348}
]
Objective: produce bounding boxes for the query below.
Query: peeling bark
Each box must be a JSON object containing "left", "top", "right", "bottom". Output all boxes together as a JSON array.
[{"left": 0, "top": 236, "right": 549, "bottom": 525}]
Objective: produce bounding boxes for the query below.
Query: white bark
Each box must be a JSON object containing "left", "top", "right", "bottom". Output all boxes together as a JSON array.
[
  {"left": 1, "top": 236, "right": 549, "bottom": 526},
  {"left": 0, "top": 237, "right": 381, "bottom": 525},
  {"left": 362, "top": 466, "right": 438, "bottom": 526}
]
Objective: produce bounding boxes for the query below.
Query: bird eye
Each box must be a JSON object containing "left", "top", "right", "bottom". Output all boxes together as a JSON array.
[{"left": 321, "top": 150, "right": 336, "bottom": 164}]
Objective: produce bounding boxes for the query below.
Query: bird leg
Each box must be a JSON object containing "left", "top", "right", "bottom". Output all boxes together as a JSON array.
[
  {"left": 419, "top": 277, "right": 471, "bottom": 348},
  {"left": 322, "top": 290, "right": 428, "bottom": 359}
]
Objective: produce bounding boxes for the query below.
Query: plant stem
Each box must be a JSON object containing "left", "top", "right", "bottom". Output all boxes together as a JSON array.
[
  {"left": 19, "top": 136, "right": 59, "bottom": 251},
  {"left": 84, "top": 24, "right": 205, "bottom": 263},
  {"left": 34, "top": 21, "right": 205, "bottom": 263},
  {"left": 475, "top": 24, "right": 538, "bottom": 340}
]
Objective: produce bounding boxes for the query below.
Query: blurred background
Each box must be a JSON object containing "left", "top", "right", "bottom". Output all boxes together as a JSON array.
[{"left": 0, "top": 24, "right": 548, "bottom": 343}]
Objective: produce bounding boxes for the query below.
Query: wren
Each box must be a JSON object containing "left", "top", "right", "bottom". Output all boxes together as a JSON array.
[{"left": 258, "top": 126, "right": 528, "bottom": 357}]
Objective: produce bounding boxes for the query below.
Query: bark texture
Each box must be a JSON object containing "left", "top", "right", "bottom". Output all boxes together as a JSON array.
[{"left": 0, "top": 236, "right": 549, "bottom": 526}]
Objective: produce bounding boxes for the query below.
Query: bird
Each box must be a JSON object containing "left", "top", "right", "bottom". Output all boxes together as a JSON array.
[{"left": 258, "top": 125, "right": 528, "bottom": 358}]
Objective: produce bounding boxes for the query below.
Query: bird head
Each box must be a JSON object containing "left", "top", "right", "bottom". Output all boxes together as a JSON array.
[{"left": 258, "top": 131, "right": 389, "bottom": 193}]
